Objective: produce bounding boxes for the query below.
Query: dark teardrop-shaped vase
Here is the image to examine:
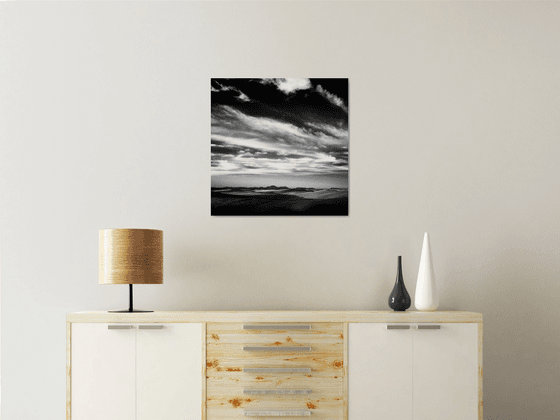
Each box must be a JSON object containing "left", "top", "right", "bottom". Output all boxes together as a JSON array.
[{"left": 388, "top": 256, "right": 411, "bottom": 311}]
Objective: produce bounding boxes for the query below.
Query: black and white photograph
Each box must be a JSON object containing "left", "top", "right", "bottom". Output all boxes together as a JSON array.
[{"left": 211, "top": 78, "right": 349, "bottom": 216}]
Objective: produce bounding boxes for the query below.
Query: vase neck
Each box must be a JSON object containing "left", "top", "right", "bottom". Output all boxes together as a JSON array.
[{"left": 396, "top": 256, "right": 403, "bottom": 281}]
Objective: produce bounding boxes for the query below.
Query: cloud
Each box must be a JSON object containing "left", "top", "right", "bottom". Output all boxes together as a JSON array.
[
  {"left": 305, "top": 122, "right": 349, "bottom": 143},
  {"left": 237, "top": 92, "right": 250, "bottom": 102},
  {"left": 261, "top": 78, "right": 312, "bottom": 94},
  {"left": 211, "top": 81, "right": 251, "bottom": 102},
  {"left": 211, "top": 133, "right": 348, "bottom": 176},
  {"left": 214, "top": 106, "right": 347, "bottom": 150},
  {"left": 211, "top": 152, "right": 348, "bottom": 176},
  {"left": 211, "top": 79, "right": 348, "bottom": 178},
  {"left": 316, "top": 85, "right": 348, "bottom": 113},
  {"left": 212, "top": 134, "right": 287, "bottom": 154}
]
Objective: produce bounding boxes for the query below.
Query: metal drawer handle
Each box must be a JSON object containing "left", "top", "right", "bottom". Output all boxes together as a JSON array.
[
  {"left": 417, "top": 325, "right": 441, "bottom": 329},
  {"left": 244, "top": 389, "right": 312, "bottom": 395},
  {"left": 244, "top": 410, "right": 311, "bottom": 417},
  {"left": 386, "top": 325, "right": 410, "bottom": 330},
  {"left": 243, "top": 368, "right": 311, "bottom": 373},
  {"left": 108, "top": 325, "right": 134, "bottom": 330},
  {"left": 243, "top": 346, "right": 311, "bottom": 352},
  {"left": 138, "top": 325, "right": 164, "bottom": 330},
  {"left": 243, "top": 325, "right": 311, "bottom": 330}
]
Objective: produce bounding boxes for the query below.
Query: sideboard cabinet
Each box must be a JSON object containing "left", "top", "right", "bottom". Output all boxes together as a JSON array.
[{"left": 67, "top": 311, "right": 482, "bottom": 420}]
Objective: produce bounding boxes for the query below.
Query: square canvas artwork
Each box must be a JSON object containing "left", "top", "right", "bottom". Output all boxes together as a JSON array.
[{"left": 211, "top": 78, "right": 348, "bottom": 216}]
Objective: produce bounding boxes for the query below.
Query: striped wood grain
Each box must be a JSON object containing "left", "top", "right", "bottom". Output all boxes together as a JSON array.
[
  {"left": 244, "top": 410, "right": 311, "bottom": 417},
  {"left": 207, "top": 322, "right": 344, "bottom": 420},
  {"left": 67, "top": 311, "right": 483, "bottom": 324},
  {"left": 478, "top": 322, "right": 483, "bottom": 420},
  {"left": 203, "top": 323, "right": 207, "bottom": 420},
  {"left": 342, "top": 322, "right": 348, "bottom": 420},
  {"left": 207, "top": 391, "right": 343, "bottom": 419}
]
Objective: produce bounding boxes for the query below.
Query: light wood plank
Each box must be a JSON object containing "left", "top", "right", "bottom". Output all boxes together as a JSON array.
[
  {"left": 208, "top": 322, "right": 345, "bottom": 338},
  {"left": 244, "top": 410, "right": 311, "bottom": 417},
  {"left": 243, "top": 325, "right": 311, "bottom": 330},
  {"left": 207, "top": 322, "right": 344, "bottom": 420},
  {"left": 67, "top": 311, "right": 482, "bottom": 324},
  {"left": 203, "top": 323, "right": 207, "bottom": 420},
  {"left": 207, "top": 374, "right": 343, "bottom": 390},
  {"left": 478, "top": 322, "right": 483, "bottom": 420},
  {"left": 243, "top": 368, "right": 311, "bottom": 373},
  {"left": 342, "top": 322, "right": 348, "bottom": 420},
  {"left": 243, "top": 389, "right": 312, "bottom": 395},
  {"left": 208, "top": 393, "right": 343, "bottom": 419},
  {"left": 243, "top": 346, "right": 312, "bottom": 352},
  {"left": 208, "top": 389, "right": 342, "bottom": 403}
]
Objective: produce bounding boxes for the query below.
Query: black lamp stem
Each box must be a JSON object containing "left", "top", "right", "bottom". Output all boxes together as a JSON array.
[
  {"left": 108, "top": 283, "right": 152, "bottom": 313},
  {"left": 129, "top": 284, "right": 133, "bottom": 312}
]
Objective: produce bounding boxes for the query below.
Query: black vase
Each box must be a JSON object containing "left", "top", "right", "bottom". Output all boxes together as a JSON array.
[{"left": 388, "top": 256, "right": 411, "bottom": 311}]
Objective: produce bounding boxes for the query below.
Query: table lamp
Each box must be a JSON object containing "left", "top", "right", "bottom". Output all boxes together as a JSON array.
[{"left": 99, "top": 228, "right": 163, "bottom": 313}]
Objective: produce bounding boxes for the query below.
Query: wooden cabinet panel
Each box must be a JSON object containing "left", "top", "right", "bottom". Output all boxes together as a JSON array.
[
  {"left": 71, "top": 324, "right": 136, "bottom": 420},
  {"left": 207, "top": 322, "right": 342, "bottom": 341},
  {"left": 137, "top": 323, "right": 203, "bottom": 420},
  {"left": 413, "top": 323, "right": 478, "bottom": 420},
  {"left": 348, "top": 323, "right": 413, "bottom": 420},
  {"left": 206, "top": 322, "right": 344, "bottom": 420}
]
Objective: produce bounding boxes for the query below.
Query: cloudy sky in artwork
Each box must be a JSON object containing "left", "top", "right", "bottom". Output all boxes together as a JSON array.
[{"left": 211, "top": 78, "right": 348, "bottom": 188}]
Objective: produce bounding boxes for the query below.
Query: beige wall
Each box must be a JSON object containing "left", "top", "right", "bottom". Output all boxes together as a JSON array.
[{"left": 1, "top": 2, "right": 559, "bottom": 419}]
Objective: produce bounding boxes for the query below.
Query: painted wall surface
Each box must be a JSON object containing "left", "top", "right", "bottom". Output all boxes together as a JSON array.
[{"left": 1, "top": 2, "right": 559, "bottom": 420}]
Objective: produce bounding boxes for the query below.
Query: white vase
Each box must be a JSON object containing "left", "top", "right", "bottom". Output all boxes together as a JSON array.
[{"left": 415, "top": 232, "right": 439, "bottom": 311}]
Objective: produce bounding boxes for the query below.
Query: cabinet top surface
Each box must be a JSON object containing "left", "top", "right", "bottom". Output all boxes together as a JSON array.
[{"left": 67, "top": 310, "right": 482, "bottom": 323}]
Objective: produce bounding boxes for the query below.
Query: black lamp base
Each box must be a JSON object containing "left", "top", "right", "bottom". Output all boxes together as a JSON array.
[
  {"left": 107, "top": 284, "right": 153, "bottom": 313},
  {"left": 108, "top": 309, "right": 154, "bottom": 313}
]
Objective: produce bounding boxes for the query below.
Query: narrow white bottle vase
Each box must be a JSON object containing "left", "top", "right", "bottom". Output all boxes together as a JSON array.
[{"left": 415, "top": 232, "right": 439, "bottom": 311}]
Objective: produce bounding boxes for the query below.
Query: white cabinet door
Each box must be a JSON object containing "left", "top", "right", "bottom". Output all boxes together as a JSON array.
[
  {"left": 413, "top": 323, "right": 478, "bottom": 420},
  {"left": 136, "top": 323, "right": 203, "bottom": 420},
  {"left": 348, "top": 323, "right": 413, "bottom": 420},
  {"left": 71, "top": 323, "right": 136, "bottom": 420}
]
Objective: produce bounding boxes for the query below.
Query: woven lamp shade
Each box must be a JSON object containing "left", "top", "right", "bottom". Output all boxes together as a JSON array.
[{"left": 99, "top": 229, "right": 163, "bottom": 285}]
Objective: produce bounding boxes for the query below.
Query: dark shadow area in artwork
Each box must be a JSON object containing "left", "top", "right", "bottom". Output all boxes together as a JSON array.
[{"left": 211, "top": 186, "right": 348, "bottom": 216}]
